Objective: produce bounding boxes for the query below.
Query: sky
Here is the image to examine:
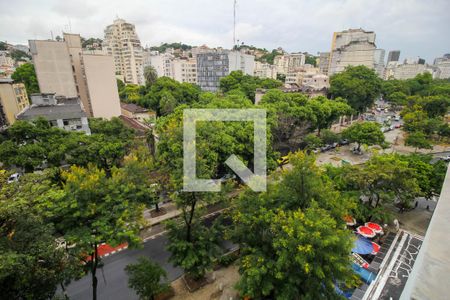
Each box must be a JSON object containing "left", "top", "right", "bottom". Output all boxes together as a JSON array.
[{"left": 1, "top": 0, "right": 449, "bottom": 62}]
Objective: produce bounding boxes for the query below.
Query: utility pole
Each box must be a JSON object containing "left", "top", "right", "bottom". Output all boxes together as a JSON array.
[{"left": 233, "top": 0, "right": 237, "bottom": 49}]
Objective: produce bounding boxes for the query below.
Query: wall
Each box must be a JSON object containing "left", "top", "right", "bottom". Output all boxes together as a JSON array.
[
  {"left": 82, "top": 54, "right": 121, "bottom": 119},
  {"left": 29, "top": 40, "right": 78, "bottom": 97}
]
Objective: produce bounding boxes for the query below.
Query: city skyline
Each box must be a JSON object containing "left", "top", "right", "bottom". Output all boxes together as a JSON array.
[{"left": 1, "top": 0, "right": 449, "bottom": 62}]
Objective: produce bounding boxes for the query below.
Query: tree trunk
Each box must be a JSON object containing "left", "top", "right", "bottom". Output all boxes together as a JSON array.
[
  {"left": 186, "top": 195, "right": 197, "bottom": 243},
  {"left": 92, "top": 242, "right": 98, "bottom": 300},
  {"left": 155, "top": 201, "right": 160, "bottom": 212},
  {"left": 357, "top": 142, "right": 361, "bottom": 151}
]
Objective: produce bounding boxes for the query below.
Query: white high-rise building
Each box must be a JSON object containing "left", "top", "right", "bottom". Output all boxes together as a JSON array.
[
  {"left": 374, "top": 49, "right": 386, "bottom": 77},
  {"left": 103, "top": 18, "right": 144, "bottom": 85}
]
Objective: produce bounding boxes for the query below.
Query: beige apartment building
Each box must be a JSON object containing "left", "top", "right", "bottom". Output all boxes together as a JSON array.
[
  {"left": 254, "top": 61, "right": 277, "bottom": 79},
  {"left": 29, "top": 33, "right": 121, "bottom": 119},
  {"left": 0, "top": 79, "right": 30, "bottom": 126},
  {"left": 103, "top": 18, "right": 144, "bottom": 85},
  {"left": 328, "top": 29, "right": 378, "bottom": 75},
  {"left": 274, "top": 53, "right": 306, "bottom": 75},
  {"left": 172, "top": 58, "right": 197, "bottom": 84}
]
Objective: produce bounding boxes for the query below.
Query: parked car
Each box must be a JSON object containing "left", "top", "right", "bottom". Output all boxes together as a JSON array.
[
  {"left": 340, "top": 139, "right": 350, "bottom": 145},
  {"left": 389, "top": 125, "right": 395, "bottom": 130},
  {"left": 7, "top": 173, "right": 21, "bottom": 184},
  {"left": 441, "top": 156, "right": 450, "bottom": 162},
  {"left": 321, "top": 144, "right": 332, "bottom": 152},
  {"left": 395, "top": 123, "right": 402, "bottom": 128},
  {"left": 394, "top": 115, "right": 401, "bottom": 121}
]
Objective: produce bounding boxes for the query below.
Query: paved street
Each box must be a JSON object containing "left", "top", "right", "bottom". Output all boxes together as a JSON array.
[{"left": 66, "top": 235, "right": 182, "bottom": 300}]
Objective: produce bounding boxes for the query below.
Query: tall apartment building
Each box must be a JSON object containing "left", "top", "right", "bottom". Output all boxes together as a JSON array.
[
  {"left": 172, "top": 58, "right": 197, "bottom": 84},
  {"left": 374, "top": 49, "right": 386, "bottom": 77},
  {"left": 143, "top": 51, "right": 197, "bottom": 84},
  {"left": 328, "top": 29, "right": 378, "bottom": 75},
  {"left": 103, "top": 18, "right": 144, "bottom": 85},
  {"left": 387, "top": 50, "right": 400, "bottom": 63},
  {"left": 196, "top": 51, "right": 255, "bottom": 92},
  {"left": 274, "top": 53, "right": 306, "bottom": 75},
  {"left": 29, "top": 33, "right": 121, "bottom": 119},
  {"left": 318, "top": 52, "right": 330, "bottom": 75},
  {"left": 0, "top": 79, "right": 30, "bottom": 127},
  {"left": 434, "top": 55, "right": 450, "bottom": 79}
]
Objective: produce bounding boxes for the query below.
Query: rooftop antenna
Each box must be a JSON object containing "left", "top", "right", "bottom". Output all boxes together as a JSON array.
[
  {"left": 68, "top": 18, "right": 72, "bottom": 32},
  {"left": 233, "top": 0, "right": 237, "bottom": 49}
]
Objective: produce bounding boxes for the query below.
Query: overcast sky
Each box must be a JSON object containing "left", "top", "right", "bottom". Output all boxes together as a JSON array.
[{"left": 1, "top": 0, "right": 449, "bottom": 62}]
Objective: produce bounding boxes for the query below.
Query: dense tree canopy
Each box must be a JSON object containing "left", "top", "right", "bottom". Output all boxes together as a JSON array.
[
  {"left": 0, "top": 118, "right": 135, "bottom": 173},
  {"left": 232, "top": 153, "right": 354, "bottom": 299},
  {"left": 220, "top": 70, "right": 282, "bottom": 100},
  {"left": 329, "top": 65, "right": 382, "bottom": 113}
]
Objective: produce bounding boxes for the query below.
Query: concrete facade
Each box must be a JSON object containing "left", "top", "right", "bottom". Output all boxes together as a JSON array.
[
  {"left": 103, "top": 18, "right": 144, "bottom": 85},
  {"left": 29, "top": 34, "right": 121, "bottom": 119},
  {"left": 400, "top": 165, "right": 450, "bottom": 300},
  {"left": 82, "top": 54, "right": 122, "bottom": 119},
  {"left": 254, "top": 61, "right": 277, "bottom": 79},
  {"left": 391, "top": 63, "right": 433, "bottom": 80},
  {"left": 29, "top": 40, "right": 78, "bottom": 97},
  {"left": 434, "top": 56, "right": 450, "bottom": 79},
  {"left": 318, "top": 52, "right": 330, "bottom": 75},
  {"left": 328, "top": 29, "right": 378, "bottom": 75},
  {"left": 172, "top": 58, "right": 197, "bottom": 84},
  {"left": 0, "top": 79, "right": 30, "bottom": 126},
  {"left": 274, "top": 53, "right": 306, "bottom": 75}
]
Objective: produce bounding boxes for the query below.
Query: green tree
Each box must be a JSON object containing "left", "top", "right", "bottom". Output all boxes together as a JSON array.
[
  {"left": 125, "top": 257, "right": 169, "bottom": 300},
  {"left": 0, "top": 170, "right": 81, "bottom": 299},
  {"left": 303, "top": 133, "right": 323, "bottom": 150},
  {"left": 330, "top": 65, "right": 382, "bottom": 113},
  {"left": 141, "top": 77, "right": 201, "bottom": 116},
  {"left": 11, "top": 63, "right": 40, "bottom": 96},
  {"left": 47, "top": 165, "right": 145, "bottom": 300},
  {"left": 405, "top": 131, "right": 433, "bottom": 150},
  {"left": 342, "top": 122, "right": 385, "bottom": 151},
  {"left": 321, "top": 129, "right": 340, "bottom": 145},
  {"left": 219, "top": 70, "right": 282, "bottom": 100},
  {"left": 305, "top": 55, "right": 317, "bottom": 66},
  {"left": 344, "top": 154, "right": 421, "bottom": 218},
  {"left": 232, "top": 152, "right": 354, "bottom": 299},
  {"left": 144, "top": 66, "right": 158, "bottom": 87}
]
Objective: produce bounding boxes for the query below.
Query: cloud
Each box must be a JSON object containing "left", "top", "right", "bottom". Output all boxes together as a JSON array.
[{"left": 0, "top": 0, "right": 449, "bottom": 62}]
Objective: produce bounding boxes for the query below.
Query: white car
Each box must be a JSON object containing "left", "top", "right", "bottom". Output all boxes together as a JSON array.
[
  {"left": 7, "top": 173, "right": 21, "bottom": 184},
  {"left": 394, "top": 116, "right": 401, "bottom": 121},
  {"left": 441, "top": 156, "right": 450, "bottom": 162}
]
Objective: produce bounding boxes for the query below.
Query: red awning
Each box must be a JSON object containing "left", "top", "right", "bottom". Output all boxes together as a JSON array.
[
  {"left": 365, "top": 222, "right": 383, "bottom": 234},
  {"left": 357, "top": 226, "right": 376, "bottom": 238}
]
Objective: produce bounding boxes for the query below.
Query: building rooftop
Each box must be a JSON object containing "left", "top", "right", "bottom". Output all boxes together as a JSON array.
[
  {"left": 17, "top": 99, "right": 87, "bottom": 121},
  {"left": 120, "top": 102, "right": 148, "bottom": 113}
]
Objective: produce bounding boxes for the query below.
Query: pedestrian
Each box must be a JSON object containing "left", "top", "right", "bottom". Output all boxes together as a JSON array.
[
  {"left": 426, "top": 205, "right": 430, "bottom": 211},
  {"left": 415, "top": 201, "right": 418, "bottom": 209}
]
